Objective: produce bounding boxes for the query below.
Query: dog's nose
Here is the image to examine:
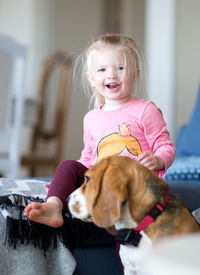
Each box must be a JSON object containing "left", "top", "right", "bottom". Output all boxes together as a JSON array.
[
  {"left": 87, "top": 216, "right": 93, "bottom": 222},
  {"left": 83, "top": 216, "right": 93, "bottom": 222}
]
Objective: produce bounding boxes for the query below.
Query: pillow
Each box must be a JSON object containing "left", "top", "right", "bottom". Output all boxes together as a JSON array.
[
  {"left": 165, "top": 156, "right": 200, "bottom": 181},
  {"left": 175, "top": 125, "right": 188, "bottom": 157},
  {"left": 176, "top": 84, "right": 200, "bottom": 156}
]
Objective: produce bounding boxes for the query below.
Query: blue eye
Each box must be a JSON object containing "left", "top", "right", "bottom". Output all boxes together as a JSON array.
[
  {"left": 98, "top": 68, "right": 106, "bottom": 72},
  {"left": 118, "top": 66, "right": 124, "bottom": 71}
]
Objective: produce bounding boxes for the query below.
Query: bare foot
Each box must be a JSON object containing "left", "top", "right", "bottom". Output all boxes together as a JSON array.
[{"left": 24, "top": 197, "right": 63, "bottom": 228}]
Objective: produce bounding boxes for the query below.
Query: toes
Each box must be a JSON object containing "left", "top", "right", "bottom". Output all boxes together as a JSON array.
[
  {"left": 24, "top": 202, "right": 40, "bottom": 217},
  {"left": 24, "top": 204, "right": 32, "bottom": 216}
]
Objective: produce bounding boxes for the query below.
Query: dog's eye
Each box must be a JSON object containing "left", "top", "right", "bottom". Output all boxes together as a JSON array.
[{"left": 85, "top": 175, "right": 90, "bottom": 183}]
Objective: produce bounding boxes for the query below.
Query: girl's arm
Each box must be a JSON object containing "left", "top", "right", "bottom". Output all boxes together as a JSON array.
[
  {"left": 78, "top": 115, "right": 93, "bottom": 168},
  {"left": 139, "top": 102, "right": 176, "bottom": 177}
]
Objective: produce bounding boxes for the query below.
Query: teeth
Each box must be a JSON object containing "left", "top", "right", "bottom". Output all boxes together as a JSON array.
[{"left": 106, "top": 83, "right": 119, "bottom": 88}]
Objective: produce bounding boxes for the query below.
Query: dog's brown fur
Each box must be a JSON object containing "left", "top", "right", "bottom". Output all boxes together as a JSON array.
[{"left": 80, "top": 156, "right": 199, "bottom": 239}]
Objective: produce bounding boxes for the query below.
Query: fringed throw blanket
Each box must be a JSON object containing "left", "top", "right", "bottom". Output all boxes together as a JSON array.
[{"left": 0, "top": 178, "right": 116, "bottom": 256}]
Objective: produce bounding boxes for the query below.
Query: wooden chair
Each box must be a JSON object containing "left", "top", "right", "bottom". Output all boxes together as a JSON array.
[
  {"left": 0, "top": 34, "right": 27, "bottom": 177},
  {"left": 21, "top": 52, "right": 72, "bottom": 177}
]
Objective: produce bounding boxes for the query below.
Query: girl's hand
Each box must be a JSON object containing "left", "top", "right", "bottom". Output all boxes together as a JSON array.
[
  {"left": 45, "top": 182, "right": 51, "bottom": 189},
  {"left": 137, "top": 152, "right": 164, "bottom": 171}
]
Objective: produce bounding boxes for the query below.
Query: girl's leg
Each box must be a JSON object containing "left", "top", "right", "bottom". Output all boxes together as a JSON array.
[
  {"left": 46, "top": 160, "right": 88, "bottom": 209},
  {"left": 24, "top": 160, "right": 87, "bottom": 227}
]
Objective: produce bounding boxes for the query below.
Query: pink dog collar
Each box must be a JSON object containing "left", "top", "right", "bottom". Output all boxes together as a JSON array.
[
  {"left": 134, "top": 193, "right": 169, "bottom": 232},
  {"left": 116, "top": 193, "right": 169, "bottom": 247}
]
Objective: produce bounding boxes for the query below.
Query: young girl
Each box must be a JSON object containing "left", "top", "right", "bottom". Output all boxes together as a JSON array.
[{"left": 24, "top": 33, "right": 176, "bottom": 227}]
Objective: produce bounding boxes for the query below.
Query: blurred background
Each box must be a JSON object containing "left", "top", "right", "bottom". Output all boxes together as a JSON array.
[{"left": 0, "top": 0, "right": 200, "bottom": 177}]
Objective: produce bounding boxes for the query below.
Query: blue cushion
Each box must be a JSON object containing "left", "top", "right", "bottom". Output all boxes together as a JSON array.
[
  {"left": 176, "top": 84, "right": 200, "bottom": 156},
  {"left": 175, "top": 125, "right": 188, "bottom": 157},
  {"left": 165, "top": 156, "right": 200, "bottom": 181}
]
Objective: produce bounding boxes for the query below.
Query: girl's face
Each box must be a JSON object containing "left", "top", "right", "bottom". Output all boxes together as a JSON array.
[{"left": 86, "top": 46, "right": 137, "bottom": 109}]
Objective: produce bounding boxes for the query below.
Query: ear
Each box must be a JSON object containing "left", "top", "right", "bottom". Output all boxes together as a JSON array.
[
  {"left": 91, "top": 176, "right": 128, "bottom": 228},
  {"left": 86, "top": 72, "right": 95, "bottom": 88},
  {"left": 106, "top": 226, "right": 118, "bottom": 236},
  {"left": 92, "top": 191, "right": 122, "bottom": 228},
  {"left": 133, "top": 68, "right": 140, "bottom": 83},
  {"left": 85, "top": 157, "right": 129, "bottom": 229}
]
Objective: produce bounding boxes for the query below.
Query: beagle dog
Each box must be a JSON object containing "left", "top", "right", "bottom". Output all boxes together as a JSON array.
[{"left": 68, "top": 156, "right": 200, "bottom": 275}]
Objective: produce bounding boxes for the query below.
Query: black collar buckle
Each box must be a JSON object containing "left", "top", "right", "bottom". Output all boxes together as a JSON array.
[{"left": 115, "top": 229, "right": 142, "bottom": 247}]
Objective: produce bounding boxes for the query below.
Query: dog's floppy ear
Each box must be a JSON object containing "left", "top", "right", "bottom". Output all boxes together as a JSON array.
[{"left": 90, "top": 170, "right": 128, "bottom": 228}]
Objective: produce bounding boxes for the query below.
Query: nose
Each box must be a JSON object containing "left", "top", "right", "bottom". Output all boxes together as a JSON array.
[{"left": 107, "top": 68, "right": 117, "bottom": 79}]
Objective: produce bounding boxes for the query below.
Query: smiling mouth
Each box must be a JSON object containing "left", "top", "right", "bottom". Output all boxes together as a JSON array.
[{"left": 106, "top": 83, "right": 120, "bottom": 89}]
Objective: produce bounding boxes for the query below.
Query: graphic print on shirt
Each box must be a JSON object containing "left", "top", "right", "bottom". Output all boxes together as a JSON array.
[{"left": 97, "top": 123, "right": 142, "bottom": 162}]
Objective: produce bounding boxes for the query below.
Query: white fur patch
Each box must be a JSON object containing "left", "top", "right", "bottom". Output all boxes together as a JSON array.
[
  {"left": 115, "top": 200, "right": 152, "bottom": 274},
  {"left": 68, "top": 188, "right": 90, "bottom": 220},
  {"left": 115, "top": 201, "right": 138, "bottom": 230}
]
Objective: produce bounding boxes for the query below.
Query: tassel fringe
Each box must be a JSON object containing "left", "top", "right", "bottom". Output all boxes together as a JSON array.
[{"left": 0, "top": 194, "right": 115, "bottom": 256}]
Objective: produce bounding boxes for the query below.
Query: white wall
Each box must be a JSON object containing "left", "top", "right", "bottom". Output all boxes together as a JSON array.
[
  {"left": 0, "top": 0, "right": 34, "bottom": 95},
  {"left": 145, "top": 0, "right": 176, "bottom": 140},
  {"left": 121, "top": 0, "right": 145, "bottom": 51},
  {"left": 0, "top": 0, "right": 54, "bottom": 97},
  {"left": 176, "top": 0, "right": 200, "bottom": 130}
]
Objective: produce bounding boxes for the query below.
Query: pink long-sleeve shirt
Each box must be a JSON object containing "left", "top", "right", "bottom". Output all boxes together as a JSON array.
[{"left": 78, "top": 97, "right": 176, "bottom": 177}]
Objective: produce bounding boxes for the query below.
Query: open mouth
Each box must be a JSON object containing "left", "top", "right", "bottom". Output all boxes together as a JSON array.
[{"left": 106, "top": 83, "right": 120, "bottom": 89}]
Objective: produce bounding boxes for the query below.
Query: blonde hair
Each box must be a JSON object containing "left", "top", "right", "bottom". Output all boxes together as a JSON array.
[{"left": 73, "top": 33, "right": 147, "bottom": 108}]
